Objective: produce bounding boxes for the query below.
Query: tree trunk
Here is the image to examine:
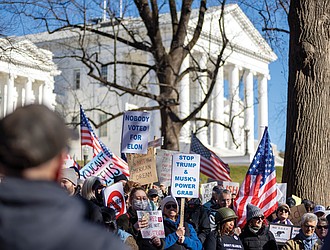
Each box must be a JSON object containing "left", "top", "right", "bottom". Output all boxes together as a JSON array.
[{"left": 283, "top": 0, "right": 330, "bottom": 206}]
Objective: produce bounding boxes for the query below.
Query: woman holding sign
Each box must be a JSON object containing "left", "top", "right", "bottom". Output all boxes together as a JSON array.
[
  {"left": 161, "top": 196, "right": 202, "bottom": 250},
  {"left": 117, "top": 187, "right": 163, "bottom": 250},
  {"left": 204, "top": 207, "right": 243, "bottom": 250}
]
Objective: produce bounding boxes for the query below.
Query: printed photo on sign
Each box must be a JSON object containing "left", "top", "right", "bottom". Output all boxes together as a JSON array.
[
  {"left": 103, "top": 182, "right": 126, "bottom": 218},
  {"left": 137, "top": 210, "right": 165, "bottom": 239},
  {"left": 171, "top": 153, "right": 200, "bottom": 198},
  {"left": 121, "top": 111, "right": 151, "bottom": 154},
  {"left": 79, "top": 151, "right": 122, "bottom": 185},
  {"left": 269, "top": 223, "right": 292, "bottom": 243}
]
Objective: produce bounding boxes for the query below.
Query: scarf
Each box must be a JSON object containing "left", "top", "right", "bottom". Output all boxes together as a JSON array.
[{"left": 297, "top": 229, "right": 319, "bottom": 250}]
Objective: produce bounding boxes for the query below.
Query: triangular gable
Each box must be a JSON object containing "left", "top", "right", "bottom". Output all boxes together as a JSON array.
[{"left": 189, "top": 4, "right": 277, "bottom": 62}]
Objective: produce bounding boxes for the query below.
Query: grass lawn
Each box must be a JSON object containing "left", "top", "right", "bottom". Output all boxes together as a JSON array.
[{"left": 200, "top": 165, "right": 283, "bottom": 185}]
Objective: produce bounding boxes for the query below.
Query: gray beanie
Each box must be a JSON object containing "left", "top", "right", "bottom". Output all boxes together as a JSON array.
[
  {"left": 61, "top": 168, "right": 77, "bottom": 186},
  {"left": 246, "top": 204, "right": 264, "bottom": 222}
]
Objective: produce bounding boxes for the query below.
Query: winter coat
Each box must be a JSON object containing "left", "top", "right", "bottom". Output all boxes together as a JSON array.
[
  {"left": 281, "top": 232, "right": 322, "bottom": 250},
  {"left": 185, "top": 198, "right": 211, "bottom": 244},
  {"left": 204, "top": 230, "right": 244, "bottom": 250},
  {"left": 239, "top": 225, "right": 278, "bottom": 250},
  {"left": 0, "top": 177, "right": 127, "bottom": 250},
  {"left": 117, "top": 206, "right": 164, "bottom": 250},
  {"left": 163, "top": 217, "right": 202, "bottom": 250}
]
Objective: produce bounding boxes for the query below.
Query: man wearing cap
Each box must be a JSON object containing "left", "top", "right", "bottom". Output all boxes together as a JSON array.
[
  {"left": 273, "top": 203, "right": 293, "bottom": 225},
  {"left": 0, "top": 104, "right": 127, "bottom": 250},
  {"left": 314, "top": 205, "right": 326, "bottom": 218},
  {"left": 239, "top": 204, "right": 277, "bottom": 250},
  {"left": 147, "top": 188, "right": 160, "bottom": 210},
  {"left": 61, "top": 167, "right": 78, "bottom": 196}
]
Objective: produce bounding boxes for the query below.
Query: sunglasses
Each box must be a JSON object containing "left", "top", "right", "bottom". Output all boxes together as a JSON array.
[
  {"left": 317, "top": 225, "right": 328, "bottom": 230},
  {"left": 303, "top": 225, "right": 315, "bottom": 229},
  {"left": 165, "top": 204, "right": 177, "bottom": 209},
  {"left": 253, "top": 216, "right": 264, "bottom": 221},
  {"left": 279, "top": 209, "right": 289, "bottom": 213}
]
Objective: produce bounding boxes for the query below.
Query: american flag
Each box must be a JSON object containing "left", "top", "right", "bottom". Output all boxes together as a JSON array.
[
  {"left": 234, "top": 127, "right": 277, "bottom": 228},
  {"left": 64, "top": 154, "right": 80, "bottom": 169},
  {"left": 80, "top": 105, "right": 130, "bottom": 176},
  {"left": 190, "top": 133, "right": 231, "bottom": 182}
]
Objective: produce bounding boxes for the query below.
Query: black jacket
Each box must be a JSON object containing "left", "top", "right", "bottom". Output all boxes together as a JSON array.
[
  {"left": 204, "top": 231, "right": 244, "bottom": 250},
  {"left": 0, "top": 177, "right": 127, "bottom": 250},
  {"left": 239, "top": 225, "right": 277, "bottom": 250}
]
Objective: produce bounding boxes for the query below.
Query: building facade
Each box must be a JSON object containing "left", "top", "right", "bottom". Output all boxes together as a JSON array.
[{"left": 24, "top": 4, "right": 283, "bottom": 165}]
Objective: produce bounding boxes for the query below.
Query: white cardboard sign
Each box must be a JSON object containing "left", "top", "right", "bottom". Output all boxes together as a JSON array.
[
  {"left": 137, "top": 210, "right": 165, "bottom": 238},
  {"left": 121, "top": 111, "right": 151, "bottom": 154},
  {"left": 103, "top": 182, "right": 126, "bottom": 218},
  {"left": 171, "top": 153, "right": 200, "bottom": 198}
]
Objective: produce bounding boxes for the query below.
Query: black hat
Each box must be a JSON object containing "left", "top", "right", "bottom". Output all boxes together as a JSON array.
[
  {"left": 148, "top": 188, "right": 158, "bottom": 197},
  {"left": 0, "top": 104, "right": 74, "bottom": 170},
  {"left": 113, "top": 173, "right": 128, "bottom": 183}
]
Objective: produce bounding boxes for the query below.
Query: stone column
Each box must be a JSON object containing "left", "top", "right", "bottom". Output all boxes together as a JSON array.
[
  {"left": 25, "top": 77, "right": 34, "bottom": 105},
  {"left": 196, "top": 55, "right": 208, "bottom": 144},
  {"left": 258, "top": 74, "right": 268, "bottom": 138},
  {"left": 228, "top": 65, "right": 240, "bottom": 149},
  {"left": 244, "top": 70, "right": 254, "bottom": 155},
  {"left": 179, "top": 55, "right": 191, "bottom": 142},
  {"left": 6, "top": 74, "right": 15, "bottom": 114},
  {"left": 42, "top": 81, "right": 54, "bottom": 108},
  {"left": 212, "top": 66, "right": 224, "bottom": 148}
]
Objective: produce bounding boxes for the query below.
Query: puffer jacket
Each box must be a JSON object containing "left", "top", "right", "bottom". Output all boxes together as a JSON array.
[{"left": 239, "top": 225, "right": 277, "bottom": 250}]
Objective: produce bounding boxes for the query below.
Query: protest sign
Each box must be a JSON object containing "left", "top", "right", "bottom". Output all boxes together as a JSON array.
[
  {"left": 79, "top": 151, "right": 122, "bottom": 185},
  {"left": 156, "top": 149, "right": 177, "bottom": 187},
  {"left": 148, "top": 137, "right": 164, "bottom": 148},
  {"left": 277, "top": 183, "right": 287, "bottom": 205},
  {"left": 222, "top": 181, "right": 239, "bottom": 195},
  {"left": 200, "top": 182, "right": 218, "bottom": 204},
  {"left": 103, "top": 182, "right": 126, "bottom": 218},
  {"left": 292, "top": 195, "right": 302, "bottom": 205},
  {"left": 121, "top": 111, "right": 151, "bottom": 154},
  {"left": 288, "top": 204, "right": 307, "bottom": 226},
  {"left": 127, "top": 147, "right": 158, "bottom": 185},
  {"left": 269, "top": 223, "right": 293, "bottom": 244},
  {"left": 171, "top": 153, "right": 200, "bottom": 198},
  {"left": 137, "top": 210, "right": 165, "bottom": 238}
]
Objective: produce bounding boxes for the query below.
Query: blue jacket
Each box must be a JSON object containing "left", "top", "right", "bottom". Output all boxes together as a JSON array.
[{"left": 164, "top": 217, "right": 202, "bottom": 250}]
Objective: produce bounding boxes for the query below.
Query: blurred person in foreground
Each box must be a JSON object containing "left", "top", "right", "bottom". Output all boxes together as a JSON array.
[
  {"left": 0, "top": 104, "right": 127, "bottom": 250},
  {"left": 282, "top": 213, "right": 322, "bottom": 250}
]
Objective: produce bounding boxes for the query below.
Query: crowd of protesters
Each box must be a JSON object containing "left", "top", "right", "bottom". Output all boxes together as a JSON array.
[{"left": 0, "top": 104, "right": 329, "bottom": 250}]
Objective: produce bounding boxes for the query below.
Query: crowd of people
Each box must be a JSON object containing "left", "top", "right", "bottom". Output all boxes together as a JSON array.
[{"left": 0, "top": 104, "right": 329, "bottom": 250}]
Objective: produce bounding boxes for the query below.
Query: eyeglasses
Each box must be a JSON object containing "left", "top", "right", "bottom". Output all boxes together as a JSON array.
[
  {"left": 303, "top": 225, "right": 315, "bottom": 229},
  {"left": 165, "top": 204, "right": 177, "bottom": 209},
  {"left": 279, "top": 209, "right": 289, "bottom": 213},
  {"left": 317, "top": 225, "right": 328, "bottom": 230},
  {"left": 253, "top": 216, "right": 264, "bottom": 221}
]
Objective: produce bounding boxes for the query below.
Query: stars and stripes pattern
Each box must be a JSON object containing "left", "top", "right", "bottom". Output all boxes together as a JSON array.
[
  {"left": 190, "top": 133, "right": 231, "bottom": 182},
  {"left": 234, "top": 127, "right": 277, "bottom": 228},
  {"left": 80, "top": 105, "right": 129, "bottom": 176}
]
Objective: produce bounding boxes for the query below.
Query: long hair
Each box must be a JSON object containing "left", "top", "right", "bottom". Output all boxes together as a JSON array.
[
  {"left": 217, "top": 220, "right": 235, "bottom": 236},
  {"left": 81, "top": 176, "right": 102, "bottom": 201}
]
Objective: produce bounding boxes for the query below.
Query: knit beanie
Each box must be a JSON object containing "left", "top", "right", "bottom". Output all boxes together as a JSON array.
[
  {"left": 246, "top": 204, "right": 264, "bottom": 222},
  {"left": 61, "top": 168, "right": 78, "bottom": 186},
  {"left": 160, "top": 196, "right": 179, "bottom": 213}
]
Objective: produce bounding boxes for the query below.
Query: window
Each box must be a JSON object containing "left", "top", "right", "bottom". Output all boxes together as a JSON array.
[
  {"left": 74, "top": 69, "right": 80, "bottom": 89},
  {"left": 99, "top": 114, "right": 107, "bottom": 137},
  {"left": 101, "top": 65, "right": 108, "bottom": 81}
]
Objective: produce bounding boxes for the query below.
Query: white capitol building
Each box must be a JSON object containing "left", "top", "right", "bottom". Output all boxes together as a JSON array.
[{"left": 0, "top": 4, "right": 283, "bottom": 166}]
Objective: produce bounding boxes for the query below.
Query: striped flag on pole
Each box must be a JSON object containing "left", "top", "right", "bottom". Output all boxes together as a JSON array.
[
  {"left": 80, "top": 105, "right": 129, "bottom": 176},
  {"left": 234, "top": 127, "right": 277, "bottom": 228},
  {"left": 190, "top": 133, "right": 231, "bottom": 182}
]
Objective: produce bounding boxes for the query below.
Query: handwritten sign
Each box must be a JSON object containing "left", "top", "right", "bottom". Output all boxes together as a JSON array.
[
  {"left": 171, "top": 153, "right": 200, "bottom": 198},
  {"left": 156, "top": 149, "right": 177, "bottom": 187},
  {"left": 103, "top": 182, "right": 126, "bottom": 218},
  {"left": 200, "top": 182, "right": 218, "bottom": 204},
  {"left": 121, "top": 111, "right": 151, "bottom": 154},
  {"left": 222, "top": 181, "right": 239, "bottom": 195},
  {"left": 137, "top": 210, "right": 165, "bottom": 238},
  {"left": 79, "top": 151, "right": 122, "bottom": 185},
  {"left": 288, "top": 204, "right": 307, "bottom": 226},
  {"left": 127, "top": 147, "right": 158, "bottom": 185}
]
